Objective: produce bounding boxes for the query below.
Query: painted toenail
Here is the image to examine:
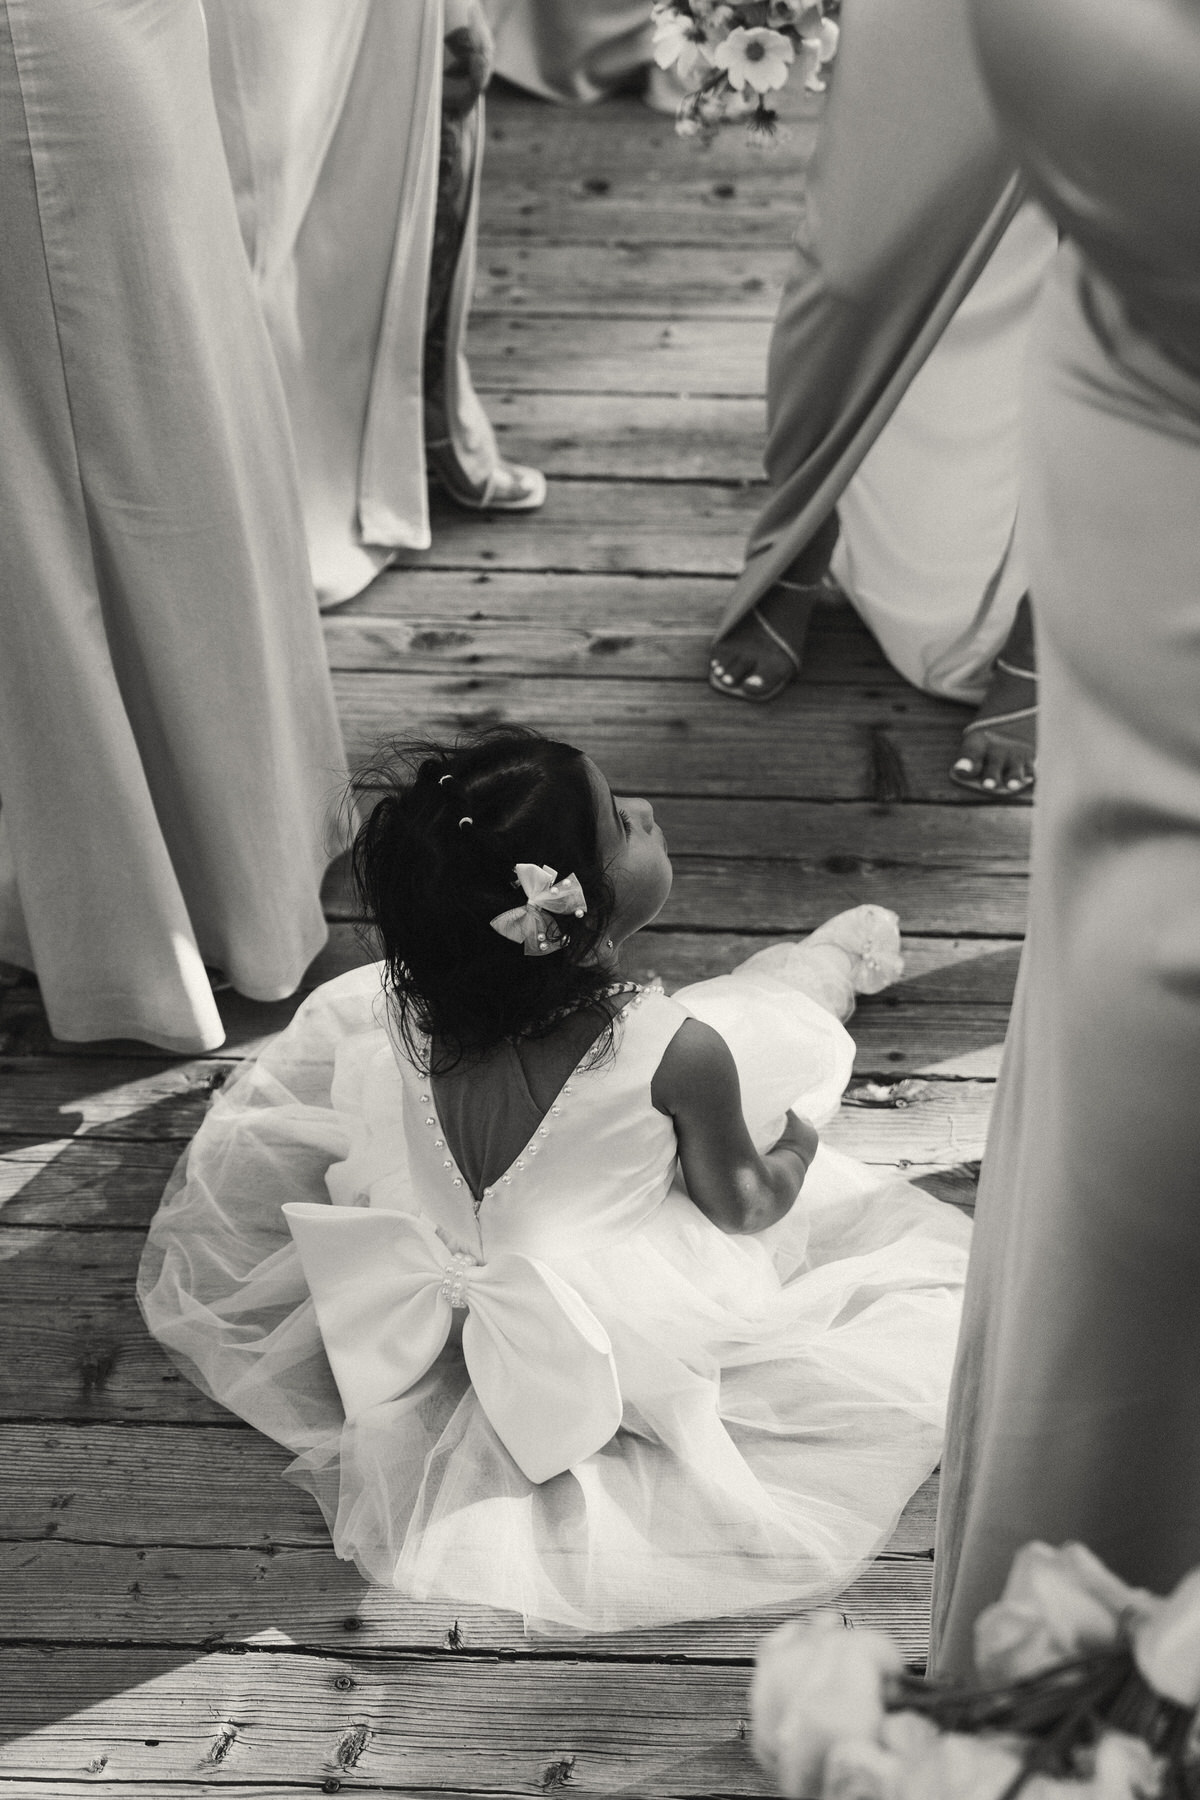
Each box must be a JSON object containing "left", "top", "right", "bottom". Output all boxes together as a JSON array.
[
  {"left": 953, "top": 759, "right": 974, "bottom": 772},
  {"left": 745, "top": 674, "right": 764, "bottom": 689},
  {"left": 982, "top": 778, "right": 997, "bottom": 789},
  {"left": 1006, "top": 778, "right": 1024, "bottom": 790}
]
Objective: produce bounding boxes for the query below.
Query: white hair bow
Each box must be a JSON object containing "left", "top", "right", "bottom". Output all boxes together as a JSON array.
[
  {"left": 489, "top": 862, "right": 586, "bottom": 957},
  {"left": 283, "top": 1204, "right": 621, "bottom": 1484}
]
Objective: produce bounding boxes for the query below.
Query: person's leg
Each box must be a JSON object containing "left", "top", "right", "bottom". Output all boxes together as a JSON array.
[
  {"left": 709, "top": 0, "right": 1018, "bottom": 701},
  {"left": 422, "top": 76, "right": 546, "bottom": 514},
  {"left": 950, "top": 593, "right": 1036, "bottom": 794},
  {"left": 932, "top": 250, "right": 1200, "bottom": 1672}
]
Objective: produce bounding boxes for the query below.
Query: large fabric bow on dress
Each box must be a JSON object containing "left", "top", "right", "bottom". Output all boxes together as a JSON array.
[
  {"left": 283, "top": 1204, "right": 622, "bottom": 1484},
  {"left": 489, "top": 862, "right": 587, "bottom": 957}
]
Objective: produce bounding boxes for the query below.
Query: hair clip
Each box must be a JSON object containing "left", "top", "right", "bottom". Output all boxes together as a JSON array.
[
  {"left": 490, "top": 863, "right": 587, "bottom": 957},
  {"left": 458, "top": 816, "right": 474, "bottom": 829},
  {"left": 438, "top": 773, "right": 453, "bottom": 786}
]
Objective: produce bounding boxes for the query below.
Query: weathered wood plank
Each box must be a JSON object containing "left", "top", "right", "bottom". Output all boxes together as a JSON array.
[
  {"left": 481, "top": 182, "right": 806, "bottom": 247},
  {"left": 0, "top": 1136, "right": 181, "bottom": 1225},
  {"left": 484, "top": 88, "right": 818, "bottom": 180},
  {"left": 325, "top": 578, "right": 935, "bottom": 682},
  {"left": 330, "top": 670, "right": 999, "bottom": 805},
  {"left": 469, "top": 313, "right": 770, "bottom": 394},
  {"left": 0, "top": 1538, "right": 935, "bottom": 1661},
  {"left": 0, "top": 1425, "right": 937, "bottom": 1558},
  {"left": 0, "top": 1059, "right": 228, "bottom": 1141},
  {"left": 474, "top": 241, "right": 789, "bottom": 317},
  {"left": 411, "top": 479, "right": 761, "bottom": 574},
  {"left": 0, "top": 1647, "right": 774, "bottom": 1794},
  {"left": 458, "top": 393, "right": 768, "bottom": 480}
]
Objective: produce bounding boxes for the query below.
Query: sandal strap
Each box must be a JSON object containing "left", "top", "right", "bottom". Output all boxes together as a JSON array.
[
  {"left": 749, "top": 604, "right": 803, "bottom": 673},
  {"left": 994, "top": 657, "right": 1038, "bottom": 681},
  {"left": 963, "top": 704, "right": 1039, "bottom": 733}
]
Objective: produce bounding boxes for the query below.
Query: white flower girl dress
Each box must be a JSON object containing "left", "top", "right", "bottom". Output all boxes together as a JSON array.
[{"left": 138, "top": 905, "right": 970, "bottom": 1634}]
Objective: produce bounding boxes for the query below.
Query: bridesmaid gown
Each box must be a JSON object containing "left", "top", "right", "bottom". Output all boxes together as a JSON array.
[
  {"left": 489, "top": 0, "right": 655, "bottom": 104},
  {"left": 205, "top": 0, "right": 509, "bottom": 607},
  {"left": 139, "top": 908, "right": 972, "bottom": 1635},
  {"left": 931, "top": 0, "right": 1200, "bottom": 1673},
  {"left": 0, "top": 0, "right": 347, "bottom": 1052},
  {"left": 713, "top": 0, "right": 1057, "bottom": 703}
]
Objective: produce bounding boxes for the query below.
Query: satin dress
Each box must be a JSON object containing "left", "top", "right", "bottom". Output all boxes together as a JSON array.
[
  {"left": 713, "top": 0, "right": 1056, "bottom": 703},
  {"left": 0, "top": 0, "right": 347, "bottom": 1052},
  {"left": 489, "top": 0, "right": 655, "bottom": 103},
  {"left": 931, "top": 0, "right": 1200, "bottom": 1673},
  {"left": 139, "top": 908, "right": 971, "bottom": 1634},
  {"left": 205, "top": 1, "right": 506, "bottom": 606}
]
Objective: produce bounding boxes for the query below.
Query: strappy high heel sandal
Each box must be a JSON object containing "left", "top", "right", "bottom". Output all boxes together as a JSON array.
[
  {"left": 950, "top": 656, "right": 1038, "bottom": 796},
  {"left": 708, "top": 577, "right": 832, "bottom": 704}
]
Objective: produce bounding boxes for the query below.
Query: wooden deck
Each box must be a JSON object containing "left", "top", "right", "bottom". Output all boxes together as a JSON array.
[{"left": 0, "top": 83, "right": 1027, "bottom": 1798}]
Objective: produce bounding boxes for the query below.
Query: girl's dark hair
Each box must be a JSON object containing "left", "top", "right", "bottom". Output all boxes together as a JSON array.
[{"left": 349, "top": 727, "right": 619, "bottom": 1070}]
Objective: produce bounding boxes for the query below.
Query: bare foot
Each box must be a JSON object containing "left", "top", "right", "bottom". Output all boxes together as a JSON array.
[{"left": 951, "top": 594, "right": 1037, "bottom": 797}]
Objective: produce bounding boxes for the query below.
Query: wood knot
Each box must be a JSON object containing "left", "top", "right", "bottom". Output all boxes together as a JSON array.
[
  {"left": 336, "top": 1723, "right": 372, "bottom": 1770},
  {"left": 207, "top": 1723, "right": 237, "bottom": 1765},
  {"left": 542, "top": 1756, "right": 576, "bottom": 1790}
]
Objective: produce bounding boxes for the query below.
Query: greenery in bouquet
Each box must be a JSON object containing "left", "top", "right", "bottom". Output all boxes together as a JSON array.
[
  {"left": 752, "top": 1544, "right": 1200, "bottom": 1798},
  {"left": 651, "top": 0, "right": 840, "bottom": 144}
]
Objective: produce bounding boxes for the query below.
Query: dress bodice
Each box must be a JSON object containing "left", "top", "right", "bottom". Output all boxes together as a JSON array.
[{"left": 335, "top": 987, "right": 689, "bottom": 1262}]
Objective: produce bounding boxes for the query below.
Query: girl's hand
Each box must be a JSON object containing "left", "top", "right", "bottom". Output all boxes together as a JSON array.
[
  {"left": 443, "top": 0, "right": 494, "bottom": 117},
  {"left": 651, "top": 1021, "right": 819, "bottom": 1235},
  {"left": 772, "top": 1110, "right": 819, "bottom": 1169}
]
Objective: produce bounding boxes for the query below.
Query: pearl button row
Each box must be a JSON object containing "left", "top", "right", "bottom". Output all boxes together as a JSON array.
[
  {"left": 418, "top": 1092, "right": 465, "bottom": 1188},
  {"left": 415, "top": 985, "right": 646, "bottom": 1207}
]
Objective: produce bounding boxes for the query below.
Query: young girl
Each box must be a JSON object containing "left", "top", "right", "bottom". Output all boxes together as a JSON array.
[{"left": 138, "top": 728, "right": 971, "bottom": 1634}]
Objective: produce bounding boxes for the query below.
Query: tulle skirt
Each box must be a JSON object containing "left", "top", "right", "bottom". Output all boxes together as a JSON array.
[{"left": 139, "top": 908, "right": 972, "bottom": 1633}]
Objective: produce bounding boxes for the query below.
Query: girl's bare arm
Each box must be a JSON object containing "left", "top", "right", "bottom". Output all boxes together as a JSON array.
[{"left": 651, "top": 1019, "right": 818, "bottom": 1234}]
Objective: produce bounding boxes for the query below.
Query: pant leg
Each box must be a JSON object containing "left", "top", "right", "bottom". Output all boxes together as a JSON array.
[{"left": 715, "top": 0, "right": 1019, "bottom": 638}]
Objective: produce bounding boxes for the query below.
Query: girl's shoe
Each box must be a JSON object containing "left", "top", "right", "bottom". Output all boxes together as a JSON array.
[{"left": 429, "top": 445, "right": 547, "bottom": 513}]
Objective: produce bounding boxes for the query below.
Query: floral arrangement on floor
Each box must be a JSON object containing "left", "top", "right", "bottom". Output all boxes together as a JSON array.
[
  {"left": 752, "top": 1543, "right": 1200, "bottom": 1798},
  {"left": 651, "top": 0, "right": 840, "bottom": 143}
]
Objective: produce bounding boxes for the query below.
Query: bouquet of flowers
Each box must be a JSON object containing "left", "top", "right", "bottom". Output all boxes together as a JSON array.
[
  {"left": 651, "top": 0, "right": 839, "bottom": 144},
  {"left": 752, "top": 1543, "right": 1200, "bottom": 1798}
]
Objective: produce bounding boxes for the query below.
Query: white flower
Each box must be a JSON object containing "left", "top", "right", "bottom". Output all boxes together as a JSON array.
[
  {"left": 974, "top": 1543, "right": 1155, "bottom": 1683},
  {"left": 798, "top": 15, "right": 839, "bottom": 90},
  {"left": 1132, "top": 1566, "right": 1200, "bottom": 1705},
  {"left": 751, "top": 1615, "right": 904, "bottom": 1800},
  {"left": 896, "top": 1733, "right": 1029, "bottom": 1800},
  {"left": 651, "top": 8, "right": 714, "bottom": 84},
  {"left": 822, "top": 1739, "right": 905, "bottom": 1800},
  {"left": 879, "top": 1714, "right": 941, "bottom": 1760},
  {"left": 711, "top": 25, "right": 794, "bottom": 93},
  {"left": 1089, "top": 1732, "right": 1163, "bottom": 1800}
]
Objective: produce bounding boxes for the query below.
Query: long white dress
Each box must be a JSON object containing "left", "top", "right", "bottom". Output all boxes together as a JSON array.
[
  {"left": 205, "top": 0, "right": 505, "bottom": 606},
  {"left": 0, "top": 0, "right": 347, "bottom": 1052},
  {"left": 139, "top": 909, "right": 971, "bottom": 1634}
]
